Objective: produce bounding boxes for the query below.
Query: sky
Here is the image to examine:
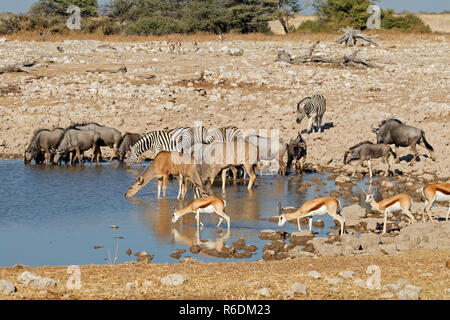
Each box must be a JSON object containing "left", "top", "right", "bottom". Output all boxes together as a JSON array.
[{"left": 0, "top": 0, "right": 449, "bottom": 14}]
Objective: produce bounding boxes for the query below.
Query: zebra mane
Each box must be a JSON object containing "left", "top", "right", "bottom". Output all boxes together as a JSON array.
[{"left": 349, "top": 141, "right": 373, "bottom": 150}]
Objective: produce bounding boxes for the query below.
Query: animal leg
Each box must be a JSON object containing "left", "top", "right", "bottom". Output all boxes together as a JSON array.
[
  {"left": 162, "top": 175, "right": 168, "bottom": 198},
  {"left": 307, "top": 117, "right": 313, "bottom": 134},
  {"left": 383, "top": 209, "right": 388, "bottom": 234},
  {"left": 221, "top": 169, "right": 228, "bottom": 190},
  {"left": 319, "top": 114, "right": 324, "bottom": 133},
  {"left": 309, "top": 217, "right": 312, "bottom": 231},
  {"left": 424, "top": 199, "right": 435, "bottom": 223},
  {"left": 245, "top": 164, "right": 256, "bottom": 190},
  {"left": 177, "top": 175, "right": 183, "bottom": 200},
  {"left": 367, "top": 159, "right": 373, "bottom": 178},
  {"left": 230, "top": 166, "right": 237, "bottom": 181},
  {"left": 215, "top": 209, "right": 230, "bottom": 230},
  {"left": 446, "top": 206, "right": 449, "bottom": 221},
  {"left": 395, "top": 145, "right": 400, "bottom": 164},
  {"left": 410, "top": 144, "right": 418, "bottom": 166},
  {"left": 296, "top": 217, "right": 302, "bottom": 231},
  {"left": 403, "top": 208, "right": 417, "bottom": 224},
  {"left": 157, "top": 179, "right": 162, "bottom": 198}
]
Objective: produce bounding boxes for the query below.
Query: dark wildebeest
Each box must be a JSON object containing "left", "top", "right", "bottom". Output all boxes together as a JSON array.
[
  {"left": 286, "top": 133, "right": 307, "bottom": 175},
  {"left": 118, "top": 133, "right": 142, "bottom": 164},
  {"left": 53, "top": 126, "right": 101, "bottom": 166},
  {"left": 24, "top": 127, "right": 64, "bottom": 165},
  {"left": 371, "top": 119, "right": 435, "bottom": 165},
  {"left": 343, "top": 141, "right": 397, "bottom": 178},
  {"left": 74, "top": 122, "right": 122, "bottom": 161}
]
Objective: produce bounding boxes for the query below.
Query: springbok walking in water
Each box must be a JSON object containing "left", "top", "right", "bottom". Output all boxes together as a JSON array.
[
  {"left": 278, "top": 197, "right": 345, "bottom": 235},
  {"left": 172, "top": 196, "right": 230, "bottom": 230},
  {"left": 420, "top": 183, "right": 450, "bottom": 222},
  {"left": 364, "top": 190, "right": 415, "bottom": 234}
]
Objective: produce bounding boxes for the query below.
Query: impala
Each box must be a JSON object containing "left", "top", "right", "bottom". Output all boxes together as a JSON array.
[
  {"left": 278, "top": 196, "right": 345, "bottom": 235},
  {"left": 172, "top": 196, "right": 230, "bottom": 230},
  {"left": 420, "top": 183, "right": 450, "bottom": 222},
  {"left": 365, "top": 192, "right": 415, "bottom": 233}
]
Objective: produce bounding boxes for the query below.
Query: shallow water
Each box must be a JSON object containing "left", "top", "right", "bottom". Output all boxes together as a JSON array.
[{"left": 0, "top": 159, "right": 382, "bottom": 267}]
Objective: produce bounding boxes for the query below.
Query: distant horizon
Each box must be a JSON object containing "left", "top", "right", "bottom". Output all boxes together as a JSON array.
[{"left": 0, "top": 0, "right": 448, "bottom": 14}]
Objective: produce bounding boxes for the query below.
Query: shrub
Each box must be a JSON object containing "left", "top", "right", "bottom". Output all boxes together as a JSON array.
[
  {"left": 125, "top": 16, "right": 185, "bottom": 35},
  {"left": 381, "top": 9, "right": 431, "bottom": 33}
]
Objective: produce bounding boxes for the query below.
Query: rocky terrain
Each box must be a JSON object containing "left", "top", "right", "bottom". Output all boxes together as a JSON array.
[{"left": 0, "top": 33, "right": 448, "bottom": 182}]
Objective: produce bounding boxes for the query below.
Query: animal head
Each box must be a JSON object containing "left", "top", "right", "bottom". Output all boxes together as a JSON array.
[
  {"left": 364, "top": 192, "right": 374, "bottom": 203},
  {"left": 24, "top": 147, "right": 37, "bottom": 164},
  {"left": 125, "top": 175, "right": 145, "bottom": 198},
  {"left": 171, "top": 206, "right": 181, "bottom": 223},
  {"left": 277, "top": 202, "right": 287, "bottom": 227}
]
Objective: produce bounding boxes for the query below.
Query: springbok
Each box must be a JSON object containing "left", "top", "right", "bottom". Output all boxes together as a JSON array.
[
  {"left": 278, "top": 197, "right": 345, "bottom": 235},
  {"left": 171, "top": 196, "right": 230, "bottom": 230},
  {"left": 420, "top": 183, "right": 450, "bottom": 222},
  {"left": 364, "top": 192, "right": 415, "bottom": 233}
]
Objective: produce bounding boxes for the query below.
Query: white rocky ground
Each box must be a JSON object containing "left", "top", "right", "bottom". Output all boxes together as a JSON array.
[{"left": 0, "top": 36, "right": 448, "bottom": 180}]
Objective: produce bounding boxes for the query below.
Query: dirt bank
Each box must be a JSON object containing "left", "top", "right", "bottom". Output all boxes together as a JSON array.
[{"left": 0, "top": 249, "right": 449, "bottom": 300}]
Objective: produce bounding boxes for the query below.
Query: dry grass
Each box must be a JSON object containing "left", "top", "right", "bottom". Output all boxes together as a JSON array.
[
  {"left": 0, "top": 249, "right": 448, "bottom": 300},
  {"left": 4, "top": 29, "right": 449, "bottom": 44}
]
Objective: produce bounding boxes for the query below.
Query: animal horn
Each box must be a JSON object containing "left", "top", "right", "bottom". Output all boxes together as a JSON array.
[
  {"left": 370, "top": 123, "right": 378, "bottom": 132},
  {"left": 278, "top": 202, "right": 283, "bottom": 215}
]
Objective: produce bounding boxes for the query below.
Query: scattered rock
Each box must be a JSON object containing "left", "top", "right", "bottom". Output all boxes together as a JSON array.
[
  {"left": 17, "top": 271, "right": 57, "bottom": 289},
  {"left": 290, "top": 230, "right": 314, "bottom": 246},
  {"left": 308, "top": 270, "right": 322, "bottom": 279},
  {"left": 338, "top": 270, "right": 355, "bottom": 279},
  {"left": 290, "top": 282, "right": 307, "bottom": 295},
  {"left": 232, "top": 238, "right": 246, "bottom": 250},
  {"left": 160, "top": 273, "right": 187, "bottom": 286},
  {"left": 325, "top": 278, "right": 343, "bottom": 285},
  {"left": 255, "top": 287, "right": 271, "bottom": 298},
  {"left": 134, "top": 251, "right": 154, "bottom": 264},
  {"left": 0, "top": 280, "right": 16, "bottom": 294},
  {"left": 123, "top": 282, "right": 137, "bottom": 291}
]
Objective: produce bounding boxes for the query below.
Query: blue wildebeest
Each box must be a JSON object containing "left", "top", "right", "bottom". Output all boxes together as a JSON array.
[
  {"left": 286, "top": 133, "right": 307, "bottom": 175},
  {"left": 24, "top": 127, "right": 64, "bottom": 165},
  {"left": 343, "top": 141, "right": 397, "bottom": 178},
  {"left": 74, "top": 122, "right": 122, "bottom": 161},
  {"left": 118, "top": 133, "right": 142, "bottom": 164},
  {"left": 371, "top": 119, "right": 434, "bottom": 165},
  {"left": 53, "top": 126, "right": 101, "bottom": 166}
]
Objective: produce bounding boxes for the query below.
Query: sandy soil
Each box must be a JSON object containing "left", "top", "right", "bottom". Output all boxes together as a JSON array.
[{"left": 0, "top": 249, "right": 448, "bottom": 300}]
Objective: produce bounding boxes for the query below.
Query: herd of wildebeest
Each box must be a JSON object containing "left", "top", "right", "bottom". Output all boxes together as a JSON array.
[{"left": 23, "top": 94, "right": 449, "bottom": 234}]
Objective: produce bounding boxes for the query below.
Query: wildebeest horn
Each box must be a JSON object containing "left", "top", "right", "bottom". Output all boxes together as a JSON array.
[{"left": 370, "top": 123, "right": 378, "bottom": 132}]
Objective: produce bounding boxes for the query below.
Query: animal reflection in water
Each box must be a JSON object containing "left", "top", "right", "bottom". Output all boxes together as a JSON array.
[{"left": 172, "top": 228, "right": 231, "bottom": 255}]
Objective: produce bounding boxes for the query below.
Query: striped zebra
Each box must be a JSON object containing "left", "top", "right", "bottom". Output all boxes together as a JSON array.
[
  {"left": 204, "top": 126, "right": 244, "bottom": 143},
  {"left": 171, "top": 125, "right": 209, "bottom": 154},
  {"left": 296, "top": 94, "right": 327, "bottom": 133},
  {"left": 124, "top": 129, "right": 183, "bottom": 167}
]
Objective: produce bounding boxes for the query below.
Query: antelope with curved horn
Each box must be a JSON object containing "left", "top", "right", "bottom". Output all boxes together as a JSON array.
[
  {"left": 171, "top": 196, "right": 230, "bottom": 230},
  {"left": 278, "top": 197, "right": 345, "bottom": 235},
  {"left": 420, "top": 183, "right": 450, "bottom": 222},
  {"left": 364, "top": 190, "right": 415, "bottom": 233}
]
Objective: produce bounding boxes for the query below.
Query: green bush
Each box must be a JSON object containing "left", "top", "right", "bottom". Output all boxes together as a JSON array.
[
  {"left": 125, "top": 16, "right": 185, "bottom": 35},
  {"left": 381, "top": 9, "right": 431, "bottom": 33}
]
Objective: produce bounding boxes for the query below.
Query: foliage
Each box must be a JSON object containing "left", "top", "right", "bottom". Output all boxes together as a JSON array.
[{"left": 381, "top": 9, "right": 431, "bottom": 33}]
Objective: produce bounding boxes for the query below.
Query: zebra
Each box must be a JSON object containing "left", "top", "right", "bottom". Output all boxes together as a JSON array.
[
  {"left": 170, "top": 125, "right": 209, "bottom": 154},
  {"left": 124, "top": 129, "right": 183, "bottom": 167},
  {"left": 204, "top": 126, "right": 243, "bottom": 144},
  {"left": 296, "top": 94, "right": 327, "bottom": 134}
]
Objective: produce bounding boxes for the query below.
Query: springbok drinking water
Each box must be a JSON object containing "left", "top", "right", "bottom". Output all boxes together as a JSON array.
[
  {"left": 278, "top": 196, "right": 345, "bottom": 235},
  {"left": 420, "top": 182, "right": 450, "bottom": 222},
  {"left": 171, "top": 196, "right": 230, "bottom": 230}
]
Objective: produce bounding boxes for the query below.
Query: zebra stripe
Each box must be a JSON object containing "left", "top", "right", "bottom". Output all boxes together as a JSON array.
[
  {"left": 296, "top": 94, "right": 326, "bottom": 133},
  {"left": 124, "top": 130, "right": 181, "bottom": 167},
  {"left": 204, "top": 126, "right": 243, "bottom": 144},
  {"left": 171, "top": 126, "right": 209, "bottom": 153}
]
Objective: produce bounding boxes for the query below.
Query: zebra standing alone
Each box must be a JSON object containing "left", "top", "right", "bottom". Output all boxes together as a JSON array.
[{"left": 296, "top": 94, "right": 327, "bottom": 134}]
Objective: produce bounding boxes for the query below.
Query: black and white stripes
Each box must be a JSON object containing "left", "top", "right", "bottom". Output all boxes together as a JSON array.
[{"left": 296, "top": 94, "right": 327, "bottom": 133}]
